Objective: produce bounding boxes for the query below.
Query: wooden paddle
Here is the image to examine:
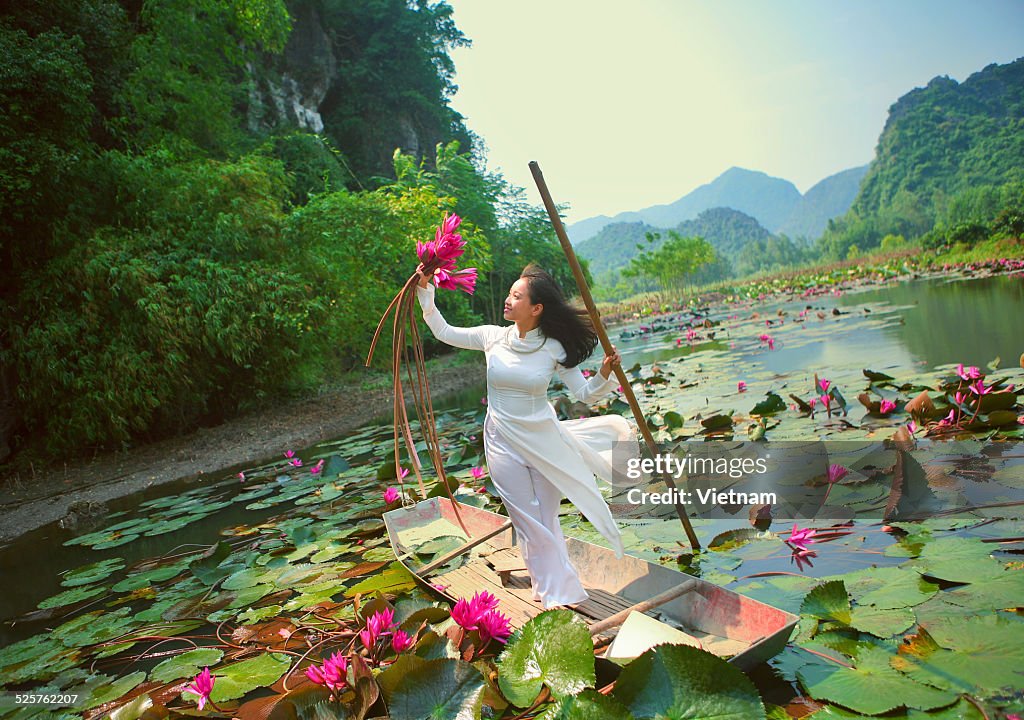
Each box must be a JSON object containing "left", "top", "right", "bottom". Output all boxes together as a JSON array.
[
  {"left": 528, "top": 161, "right": 702, "bottom": 550},
  {"left": 587, "top": 578, "right": 699, "bottom": 636}
]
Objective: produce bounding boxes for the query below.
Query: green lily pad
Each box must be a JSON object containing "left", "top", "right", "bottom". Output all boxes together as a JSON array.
[
  {"left": 540, "top": 689, "right": 634, "bottom": 719},
  {"left": 207, "top": 652, "right": 292, "bottom": 703},
  {"left": 797, "top": 645, "right": 956, "bottom": 715},
  {"left": 68, "top": 671, "right": 148, "bottom": 710},
  {"left": 914, "top": 536, "right": 1007, "bottom": 583},
  {"left": 51, "top": 609, "right": 136, "bottom": 649},
  {"left": 847, "top": 605, "right": 915, "bottom": 638},
  {"left": 345, "top": 561, "right": 417, "bottom": 597},
  {"left": 38, "top": 584, "right": 107, "bottom": 609},
  {"left": 891, "top": 614, "right": 1024, "bottom": 696},
  {"left": 736, "top": 575, "right": 819, "bottom": 615},
  {"left": 832, "top": 565, "right": 938, "bottom": 609},
  {"left": 378, "top": 655, "right": 486, "bottom": 720},
  {"left": 150, "top": 648, "right": 224, "bottom": 683},
  {"left": 497, "top": 610, "right": 595, "bottom": 707},
  {"left": 612, "top": 643, "right": 765, "bottom": 720},
  {"left": 801, "top": 581, "right": 851, "bottom": 627},
  {"left": 61, "top": 558, "right": 126, "bottom": 588}
]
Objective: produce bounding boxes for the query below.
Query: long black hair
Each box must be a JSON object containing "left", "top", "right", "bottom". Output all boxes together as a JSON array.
[{"left": 520, "top": 264, "right": 598, "bottom": 368}]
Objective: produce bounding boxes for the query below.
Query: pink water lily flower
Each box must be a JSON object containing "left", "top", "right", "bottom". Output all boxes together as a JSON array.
[
  {"left": 442, "top": 212, "right": 461, "bottom": 235},
  {"left": 471, "top": 466, "right": 486, "bottom": 479},
  {"left": 237, "top": 472, "right": 246, "bottom": 482},
  {"left": 956, "top": 363, "right": 982, "bottom": 381},
  {"left": 284, "top": 450, "right": 295, "bottom": 459},
  {"left": 436, "top": 267, "right": 477, "bottom": 295},
  {"left": 289, "top": 458, "right": 303, "bottom": 467},
  {"left": 819, "top": 394, "right": 831, "bottom": 408},
  {"left": 310, "top": 459, "right": 325, "bottom": 475},
  {"left": 399, "top": 467, "right": 410, "bottom": 479},
  {"left": 969, "top": 379, "right": 990, "bottom": 396},
  {"left": 954, "top": 391, "right": 968, "bottom": 405},
  {"left": 767, "top": 337, "right": 775, "bottom": 350},
  {"left": 808, "top": 397, "right": 818, "bottom": 410},
  {"left": 184, "top": 667, "right": 216, "bottom": 711},
  {"left": 451, "top": 590, "right": 500, "bottom": 631},
  {"left": 737, "top": 381, "right": 747, "bottom": 393},
  {"left": 392, "top": 629, "right": 415, "bottom": 654},
  {"left": 305, "top": 652, "right": 348, "bottom": 693},
  {"left": 827, "top": 464, "right": 850, "bottom": 484},
  {"left": 878, "top": 399, "right": 897, "bottom": 415},
  {"left": 383, "top": 487, "right": 400, "bottom": 504},
  {"left": 477, "top": 610, "right": 512, "bottom": 645},
  {"left": 819, "top": 379, "right": 831, "bottom": 393},
  {"left": 938, "top": 409, "right": 957, "bottom": 426},
  {"left": 787, "top": 524, "right": 816, "bottom": 552},
  {"left": 906, "top": 420, "right": 918, "bottom": 436}
]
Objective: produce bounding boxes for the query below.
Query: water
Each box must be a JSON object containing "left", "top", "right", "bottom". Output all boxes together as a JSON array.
[{"left": 2, "top": 272, "right": 1022, "bottom": 656}]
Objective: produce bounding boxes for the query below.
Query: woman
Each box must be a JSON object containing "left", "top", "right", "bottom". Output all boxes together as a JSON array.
[{"left": 417, "top": 262, "right": 636, "bottom": 608}]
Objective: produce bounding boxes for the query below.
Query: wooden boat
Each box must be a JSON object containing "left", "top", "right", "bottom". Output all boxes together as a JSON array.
[{"left": 383, "top": 497, "right": 798, "bottom": 670}]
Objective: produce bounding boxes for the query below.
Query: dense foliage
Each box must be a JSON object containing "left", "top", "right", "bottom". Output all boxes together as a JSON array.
[
  {"left": 821, "top": 57, "right": 1024, "bottom": 257},
  {"left": 0, "top": 0, "right": 579, "bottom": 459}
]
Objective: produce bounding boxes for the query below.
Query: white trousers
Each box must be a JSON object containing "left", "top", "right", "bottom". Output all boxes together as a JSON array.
[{"left": 484, "top": 415, "right": 589, "bottom": 608}]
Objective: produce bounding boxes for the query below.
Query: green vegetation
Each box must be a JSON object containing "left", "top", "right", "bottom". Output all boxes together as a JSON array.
[{"left": 0, "top": 0, "right": 582, "bottom": 460}]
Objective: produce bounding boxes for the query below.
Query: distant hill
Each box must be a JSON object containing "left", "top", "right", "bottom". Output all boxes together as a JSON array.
[
  {"left": 824, "top": 57, "right": 1024, "bottom": 254},
  {"left": 569, "top": 167, "right": 828, "bottom": 245},
  {"left": 777, "top": 165, "right": 868, "bottom": 240},
  {"left": 578, "top": 207, "right": 779, "bottom": 278},
  {"left": 574, "top": 222, "right": 658, "bottom": 277}
]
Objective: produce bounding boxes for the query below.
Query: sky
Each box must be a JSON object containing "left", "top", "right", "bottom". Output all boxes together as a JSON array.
[{"left": 443, "top": 0, "right": 1024, "bottom": 225}]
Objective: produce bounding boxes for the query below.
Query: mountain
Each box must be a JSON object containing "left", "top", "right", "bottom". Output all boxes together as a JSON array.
[
  {"left": 823, "top": 57, "right": 1024, "bottom": 254},
  {"left": 575, "top": 222, "right": 659, "bottom": 277},
  {"left": 577, "top": 207, "right": 778, "bottom": 278},
  {"left": 777, "top": 165, "right": 869, "bottom": 240},
  {"left": 568, "top": 167, "right": 804, "bottom": 245}
]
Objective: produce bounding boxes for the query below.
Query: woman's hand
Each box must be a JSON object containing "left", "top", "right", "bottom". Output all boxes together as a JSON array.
[
  {"left": 416, "top": 263, "right": 434, "bottom": 289},
  {"left": 599, "top": 346, "right": 622, "bottom": 379}
]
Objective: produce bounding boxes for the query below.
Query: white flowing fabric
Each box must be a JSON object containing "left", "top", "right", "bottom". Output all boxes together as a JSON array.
[{"left": 417, "top": 283, "right": 638, "bottom": 607}]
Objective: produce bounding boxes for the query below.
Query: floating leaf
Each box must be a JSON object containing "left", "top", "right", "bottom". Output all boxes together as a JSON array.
[
  {"left": 539, "top": 689, "right": 633, "bottom": 719},
  {"left": 801, "top": 581, "right": 851, "bottom": 627},
  {"left": 207, "top": 652, "right": 292, "bottom": 703},
  {"left": 497, "top": 610, "right": 595, "bottom": 707},
  {"left": 38, "top": 584, "right": 107, "bottom": 609},
  {"left": 378, "top": 654, "right": 486, "bottom": 720},
  {"left": 847, "top": 605, "right": 915, "bottom": 638},
  {"left": 914, "top": 536, "right": 1007, "bottom": 583},
  {"left": 61, "top": 558, "right": 126, "bottom": 588},
  {"left": 345, "top": 561, "right": 416, "bottom": 597},
  {"left": 612, "top": 644, "right": 765, "bottom": 720},
  {"left": 150, "top": 648, "right": 224, "bottom": 683},
  {"left": 796, "top": 645, "right": 956, "bottom": 715},
  {"left": 891, "top": 614, "right": 1024, "bottom": 696}
]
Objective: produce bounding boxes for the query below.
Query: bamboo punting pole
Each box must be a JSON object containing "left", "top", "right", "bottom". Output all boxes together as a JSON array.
[{"left": 528, "top": 161, "right": 701, "bottom": 550}]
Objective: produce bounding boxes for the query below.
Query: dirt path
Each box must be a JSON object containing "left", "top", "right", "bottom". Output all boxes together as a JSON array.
[{"left": 0, "top": 363, "right": 484, "bottom": 545}]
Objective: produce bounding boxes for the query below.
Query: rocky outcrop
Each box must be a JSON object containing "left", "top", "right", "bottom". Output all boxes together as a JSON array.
[{"left": 247, "top": 2, "right": 336, "bottom": 134}]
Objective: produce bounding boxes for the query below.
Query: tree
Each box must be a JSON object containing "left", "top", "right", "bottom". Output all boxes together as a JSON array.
[{"left": 623, "top": 231, "right": 715, "bottom": 298}]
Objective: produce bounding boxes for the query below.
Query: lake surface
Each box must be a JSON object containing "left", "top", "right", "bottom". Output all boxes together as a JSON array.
[{"left": 2, "top": 271, "right": 1022, "bottom": 656}]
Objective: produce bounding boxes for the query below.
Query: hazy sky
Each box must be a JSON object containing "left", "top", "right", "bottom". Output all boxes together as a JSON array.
[{"left": 444, "top": 1, "right": 1024, "bottom": 224}]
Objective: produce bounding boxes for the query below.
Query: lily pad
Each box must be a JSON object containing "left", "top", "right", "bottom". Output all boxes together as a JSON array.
[
  {"left": 612, "top": 643, "right": 765, "bottom": 720},
  {"left": 61, "top": 558, "right": 126, "bottom": 587},
  {"left": 378, "top": 654, "right": 486, "bottom": 720},
  {"left": 801, "top": 581, "right": 851, "bottom": 627},
  {"left": 207, "top": 652, "right": 292, "bottom": 703},
  {"left": 891, "top": 614, "right": 1024, "bottom": 696},
  {"left": 38, "top": 584, "right": 107, "bottom": 609},
  {"left": 497, "top": 610, "right": 595, "bottom": 707},
  {"left": 796, "top": 645, "right": 956, "bottom": 715},
  {"left": 540, "top": 689, "right": 634, "bottom": 719},
  {"left": 150, "top": 648, "right": 224, "bottom": 683},
  {"left": 914, "top": 536, "right": 1007, "bottom": 583}
]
